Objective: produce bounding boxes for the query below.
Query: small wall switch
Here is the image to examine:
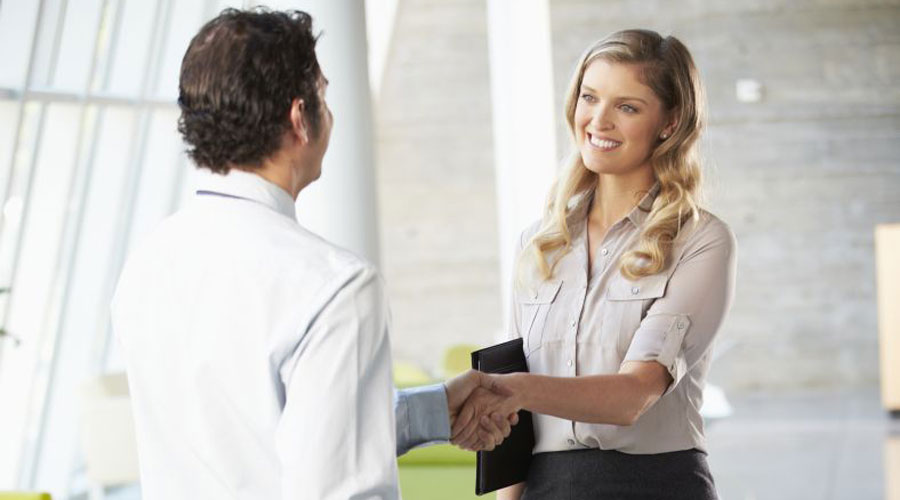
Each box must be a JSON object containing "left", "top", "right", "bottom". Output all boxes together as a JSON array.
[{"left": 736, "top": 78, "right": 763, "bottom": 103}]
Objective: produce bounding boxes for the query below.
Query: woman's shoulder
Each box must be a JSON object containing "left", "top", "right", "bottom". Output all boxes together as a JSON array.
[
  {"left": 680, "top": 209, "right": 737, "bottom": 255},
  {"left": 516, "top": 218, "right": 545, "bottom": 252}
]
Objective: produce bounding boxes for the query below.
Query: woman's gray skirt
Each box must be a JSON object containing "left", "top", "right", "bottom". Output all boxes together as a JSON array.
[{"left": 521, "top": 448, "right": 717, "bottom": 500}]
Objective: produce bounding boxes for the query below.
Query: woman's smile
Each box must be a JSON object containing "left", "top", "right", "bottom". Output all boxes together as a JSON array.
[{"left": 586, "top": 132, "right": 623, "bottom": 152}]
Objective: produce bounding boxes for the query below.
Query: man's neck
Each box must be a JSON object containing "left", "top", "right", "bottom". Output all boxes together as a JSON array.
[{"left": 236, "top": 156, "right": 308, "bottom": 200}]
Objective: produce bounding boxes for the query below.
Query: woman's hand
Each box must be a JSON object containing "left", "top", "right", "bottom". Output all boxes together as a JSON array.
[{"left": 450, "top": 373, "right": 527, "bottom": 450}]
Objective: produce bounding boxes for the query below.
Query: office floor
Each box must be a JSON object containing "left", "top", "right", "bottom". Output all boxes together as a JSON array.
[
  {"left": 706, "top": 388, "right": 899, "bottom": 500},
  {"left": 95, "top": 388, "right": 898, "bottom": 500}
]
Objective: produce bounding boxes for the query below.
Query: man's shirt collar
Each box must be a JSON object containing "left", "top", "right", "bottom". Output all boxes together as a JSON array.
[{"left": 194, "top": 168, "right": 297, "bottom": 220}]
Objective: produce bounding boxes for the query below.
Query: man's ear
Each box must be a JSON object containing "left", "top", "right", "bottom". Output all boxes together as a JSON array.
[{"left": 289, "top": 98, "right": 309, "bottom": 145}]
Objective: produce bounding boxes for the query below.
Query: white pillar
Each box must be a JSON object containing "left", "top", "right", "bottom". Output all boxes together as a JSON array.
[
  {"left": 271, "top": 0, "right": 381, "bottom": 265},
  {"left": 486, "top": 0, "right": 557, "bottom": 333}
]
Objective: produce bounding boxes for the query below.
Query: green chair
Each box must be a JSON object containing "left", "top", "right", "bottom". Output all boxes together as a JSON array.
[
  {"left": 398, "top": 444, "right": 493, "bottom": 500},
  {"left": 0, "top": 493, "right": 52, "bottom": 500},
  {"left": 394, "top": 360, "right": 435, "bottom": 389},
  {"left": 441, "top": 343, "right": 481, "bottom": 380}
]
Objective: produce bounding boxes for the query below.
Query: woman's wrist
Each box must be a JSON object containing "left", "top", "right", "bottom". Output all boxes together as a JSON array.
[{"left": 503, "top": 372, "right": 532, "bottom": 411}]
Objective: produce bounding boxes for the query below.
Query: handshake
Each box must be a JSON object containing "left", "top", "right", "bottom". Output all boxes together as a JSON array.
[{"left": 444, "top": 369, "right": 524, "bottom": 452}]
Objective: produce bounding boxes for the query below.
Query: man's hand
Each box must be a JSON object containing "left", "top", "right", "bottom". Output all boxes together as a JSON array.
[
  {"left": 444, "top": 369, "right": 482, "bottom": 429},
  {"left": 444, "top": 370, "right": 519, "bottom": 451}
]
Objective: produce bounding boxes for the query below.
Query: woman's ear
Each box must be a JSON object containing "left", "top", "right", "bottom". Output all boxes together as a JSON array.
[
  {"left": 660, "top": 113, "right": 679, "bottom": 140},
  {"left": 289, "top": 98, "right": 309, "bottom": 145}
]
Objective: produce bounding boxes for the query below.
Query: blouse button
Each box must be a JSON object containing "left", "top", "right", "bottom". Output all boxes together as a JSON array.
[
  {"left": 567, "top": 359, "right": 573, "bottom": 367},
  {"left": 567, "top": 438, "right": 576, "bottom": 446},
  {"left": 677, "top": 321, "right": 686, "bottom": 330},
  {"left": 631, "top": 286, "right": 640, "bottom": 295},
  {"left": 601, "top": 248, "right": 609, "bottom": 256},
  {"left": 569, "top": 319, "right": 576, "bottom": 328}
]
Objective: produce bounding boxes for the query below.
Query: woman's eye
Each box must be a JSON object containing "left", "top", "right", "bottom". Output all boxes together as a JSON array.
[
  {"left": 580, "top": 94, "right": 595, "bottom": 103},
  {"left": 620, "top": 104, "right": 638, "bottom": 113}
]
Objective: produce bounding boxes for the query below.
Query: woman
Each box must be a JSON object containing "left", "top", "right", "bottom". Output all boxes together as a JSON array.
[{"left": 455, "top": 29, "right": 736, "bottom": 499}]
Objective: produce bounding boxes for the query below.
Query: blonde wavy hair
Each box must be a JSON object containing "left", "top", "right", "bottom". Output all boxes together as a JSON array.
[{"left": 519, "top": 29, "right": 707, "bottom": 286}]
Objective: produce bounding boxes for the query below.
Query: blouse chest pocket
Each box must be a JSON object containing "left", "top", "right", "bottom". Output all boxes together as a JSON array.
[
  {"left": 516, "top": 280, "right": 562, "bottom": 356},
  {"left": 604, "top": 274, "right": 669, "bottom": 355}
]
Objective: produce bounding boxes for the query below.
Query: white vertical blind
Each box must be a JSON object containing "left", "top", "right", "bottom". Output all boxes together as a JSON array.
[
  {"left": 0, "top": 0, "right": 208, "bottom": 495},
  {"left": 0, "top": 1, "right": 380, "bottom": 496}
]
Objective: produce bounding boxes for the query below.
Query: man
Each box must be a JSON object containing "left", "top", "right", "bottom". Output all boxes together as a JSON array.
[{"left": 112, "top": 8, "right": 510, "bottom": 499}]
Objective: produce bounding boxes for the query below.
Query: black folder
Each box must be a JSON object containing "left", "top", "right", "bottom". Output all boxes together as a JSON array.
[{"left": 471, "top": 338, "right": 534, "bottom": 495}]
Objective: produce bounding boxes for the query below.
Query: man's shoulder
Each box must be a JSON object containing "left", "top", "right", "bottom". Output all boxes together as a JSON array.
[
  {"left": 266, "top": 224, "right": 378, "bottom": 300},
  {"left": 116, "top": 203, "right": 375, "bottom": 300}
]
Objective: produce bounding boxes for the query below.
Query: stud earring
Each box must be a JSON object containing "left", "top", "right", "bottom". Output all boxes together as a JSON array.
[{"left": 660, "top": 133, "right": 668, "bottom": 140}]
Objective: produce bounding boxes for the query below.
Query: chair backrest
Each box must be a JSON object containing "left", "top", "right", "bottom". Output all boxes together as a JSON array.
[
  {"left": 393, "top": 360, "right": 434, "bottom": 389},
  {"left": 0, "top": 492, "right": 52, "bottom": 500},
  {"left": 441, "top": 344, "right": 481, "bottom": 380},
  {"left": 79, "top": 373, "right": 140, "bottom": 487}
]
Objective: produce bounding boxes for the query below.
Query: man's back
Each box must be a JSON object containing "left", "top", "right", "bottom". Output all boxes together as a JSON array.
[{"left": 112, "top": 170, "right": 399, "bottom": 499}]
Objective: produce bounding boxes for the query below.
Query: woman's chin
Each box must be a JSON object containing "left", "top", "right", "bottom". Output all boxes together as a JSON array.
[{"left": 581, "top": 160, "right": 619, "bottom": 176}]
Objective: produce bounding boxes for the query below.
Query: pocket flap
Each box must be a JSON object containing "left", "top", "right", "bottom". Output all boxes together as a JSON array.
[
  {"left": 607, "top": 274, "right": 667, "bottom": 301},
  {"left": 518, "top": 280, "right": 563, "bottom": 305}
]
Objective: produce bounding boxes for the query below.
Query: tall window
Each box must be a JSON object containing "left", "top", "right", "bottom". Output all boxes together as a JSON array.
[{"left": 0, "top": 0, "right": 244, "bottom": 496}]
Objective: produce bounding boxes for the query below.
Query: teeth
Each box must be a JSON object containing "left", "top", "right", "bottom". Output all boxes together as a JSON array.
[{"left": 589, "top": 135, "right": 621, "bottom": 149}]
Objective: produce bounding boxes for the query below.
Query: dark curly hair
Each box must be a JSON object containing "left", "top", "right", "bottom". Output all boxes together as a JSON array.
[{"left": 177, "top": 8, "right": 322, "bottom": 173}]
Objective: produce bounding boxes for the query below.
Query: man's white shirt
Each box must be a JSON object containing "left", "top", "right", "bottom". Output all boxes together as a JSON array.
[{"left": 112, "top": 169, "right": 412, "bottom": 499}]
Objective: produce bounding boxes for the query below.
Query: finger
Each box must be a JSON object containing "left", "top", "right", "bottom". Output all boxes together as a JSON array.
[
  {"left": 474, "top": 429, "right": 496, "bottom": 451},
  {"left": 452, "top": 404, "right": 474, "bottom": 439},
  {"left": 453, "top": 429, "right": 477, "bottom": 450},
  {"left": 451, "top": 426, "right": 476, "bottom": 448},
  {"left": 453, "top": 416, "right": 481, "bottom": 447},
  {"left": 492, "top": 412, "right": 512, "bottom": 438},
  {"left": 480, "top": 415, "right": 504, "bottom": 447},
  {"left": 461, "top": 430, "right": 484, "bottom": 451},
  {"left": 484, "top": 373, "right": 513, "bottom": 397},
  {"left": 508, "top": 412, "right": 519, "bottom": 426},
  {"left": 476, "top": 429, "right": 499, "bottom": 451},
  {"left": 450, "top": 404, "right": 474, "bottom": 440}
]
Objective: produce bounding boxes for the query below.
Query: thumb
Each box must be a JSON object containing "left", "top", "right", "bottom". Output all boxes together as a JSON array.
[{"left": 485, "top": 373, "right": 514, "bottom": 397}]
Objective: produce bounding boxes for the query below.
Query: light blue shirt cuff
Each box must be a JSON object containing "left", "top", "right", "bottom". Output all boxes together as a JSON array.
[{"left": 395, "top": 383, "right": 451, "bottom": 456}]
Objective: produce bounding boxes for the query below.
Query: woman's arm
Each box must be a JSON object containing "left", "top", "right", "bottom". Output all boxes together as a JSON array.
[
  {"left": 493, "top": 360, "right": 671, "bottom": 426},
  {"left": 450, "top": 361, "right": 669, "bottom": 440},
  {"left": 497, "top": 482, "right": 526, "bottom": 500}
]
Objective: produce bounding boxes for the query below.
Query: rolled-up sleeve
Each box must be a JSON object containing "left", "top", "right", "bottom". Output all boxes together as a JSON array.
[{"left": 623, "top": 219, "right": 737, "bottom": 394}]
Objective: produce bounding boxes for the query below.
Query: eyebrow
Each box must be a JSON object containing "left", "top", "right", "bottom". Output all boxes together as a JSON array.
[{"left": 580, "top": 84, "right": 648, "bottom": 104}]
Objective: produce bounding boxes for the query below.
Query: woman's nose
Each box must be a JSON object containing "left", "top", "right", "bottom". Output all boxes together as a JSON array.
[{"left": 590, "top": 105, "right": 614, "bottom": 130}]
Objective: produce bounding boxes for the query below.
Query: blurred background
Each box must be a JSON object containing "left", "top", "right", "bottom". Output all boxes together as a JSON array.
[{"left": 0, "top": 0, "right": 898, "bottom": 499}]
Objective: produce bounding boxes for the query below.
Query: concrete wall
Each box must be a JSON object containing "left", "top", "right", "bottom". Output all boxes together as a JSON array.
[
  {"left": 376, "top": 0, "right": 900, "bottom": 390},
  {"left": 375, "top": 0, "right": 501, "bottom": 375},
  {"left": 549, "top": 0, "right": 900, "bottom": 390}
]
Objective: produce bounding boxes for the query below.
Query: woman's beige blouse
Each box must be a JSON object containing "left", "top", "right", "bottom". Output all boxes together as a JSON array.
[{"left": 509, "top": 184, "right": 737, "bottom": 455}]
